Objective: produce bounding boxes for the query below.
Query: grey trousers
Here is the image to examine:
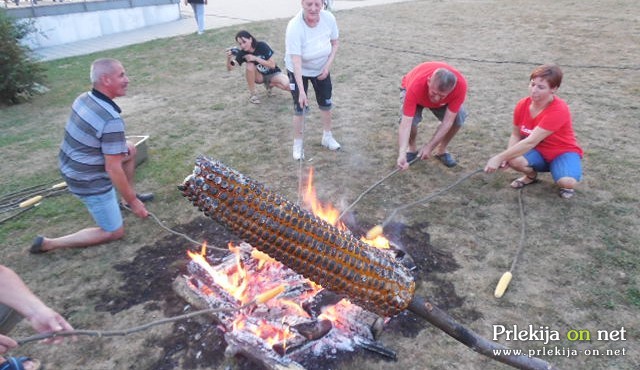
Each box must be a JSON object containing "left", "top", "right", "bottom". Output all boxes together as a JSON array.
[{"left": 0, "top": 303, "right": 22, "bottom": 335}]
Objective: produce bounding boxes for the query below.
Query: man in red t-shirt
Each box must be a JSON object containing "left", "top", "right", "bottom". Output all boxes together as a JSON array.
[{"left": 397, "top": 61, "right": 468, "bottom": 170}]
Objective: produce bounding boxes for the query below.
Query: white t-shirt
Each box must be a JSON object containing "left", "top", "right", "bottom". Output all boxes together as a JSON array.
[{"left": 284, "top": 10, "right": 339, "bottom": 77}]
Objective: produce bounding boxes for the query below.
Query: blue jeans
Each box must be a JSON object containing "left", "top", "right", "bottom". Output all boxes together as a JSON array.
[
  {"left": 77, "top": 188, "right": 123, "bottom": 232},
  {"left": 190, "top": 3, "right": 205, "bottom": 33},
  {"left": 523, "top": 150, "right": 583, "bottom": 182}
]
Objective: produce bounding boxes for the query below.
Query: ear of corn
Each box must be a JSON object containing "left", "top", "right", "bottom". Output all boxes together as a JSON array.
[
  {"left": 255, "top": 285, "right": 286, "bottom": 304},
  {"left": 51, "top": 182, "right": 68, "bottom": 190},
  {"left": 494, "top": 271, "right": 513, "bottom": 298},
  {"left": 179, "top": 156, "right": 415, "bottom": 317},
  {"left": 19, "top": 195, "right": 43, "bottom": 208}
]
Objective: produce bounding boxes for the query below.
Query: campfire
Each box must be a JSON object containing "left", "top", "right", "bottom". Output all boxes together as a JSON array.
[
  {"left": 177, "top": 156, "right": 556, "bottom": 370},
  {"left": 175, "top": 167, "right": 400, "bottom": 369}
]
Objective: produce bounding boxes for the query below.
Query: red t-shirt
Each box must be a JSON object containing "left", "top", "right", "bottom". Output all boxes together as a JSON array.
[
  {"left": 401, "top": 62, "right": 467, "bottom": 117},
  {"left": 513, "top": 96, "right": 583, "bottom": 161}
]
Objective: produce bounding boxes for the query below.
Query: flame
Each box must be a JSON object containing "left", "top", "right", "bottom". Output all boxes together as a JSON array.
[
  {"left": 188, "top": 242, "right": 298, "bottom": 347},
  {"left": 360, "top": 234, "right": 391, "bottom": 249},
  {"left": 318, "top": 304, "right": 341, "bottom": 323},
  {"left": 187, "top": 242, "right": 244, "bottom": 297},
  {"left": 303, "top": 167, "right": 391, "bottom": 251},
  {"left": 255, "top": 319, "right": 292, "bottom": 346},
  {"left": 303, "top": 168, "right": 345, "bottom": 230}
]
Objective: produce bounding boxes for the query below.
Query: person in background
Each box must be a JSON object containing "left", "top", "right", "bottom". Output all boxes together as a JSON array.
[
  {"left": 484, "top": 64, "right": 583, "bottom": 199},
  {"left": 285, "top": 0, "right": 340, "bottom": 160},
  {"left": 396, "top": 61, "right": 468, "bottom": 170},
  {"left": 0, "top": 265, "right": 74, "bottom": 370},
  {"left": 226, "top": 30, "right": 290, "bottom": 104},
  {"left": 184, "top": 0, "right": 207, "bottom": 35},
  {"left": 30, "top": 58, "right": 153, "bottom": 254}
]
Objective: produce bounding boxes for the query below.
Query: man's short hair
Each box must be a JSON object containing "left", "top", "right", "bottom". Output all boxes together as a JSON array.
[
  {"left": 90, "top": 58, "right": 120, "bottom": 84},
  {"left": 433, "top": 68, "right": 457, "bottom": 92}
]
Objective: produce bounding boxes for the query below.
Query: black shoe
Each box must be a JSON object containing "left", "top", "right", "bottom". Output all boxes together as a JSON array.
[
  {"left": 406, "top": 152, "right": 418, "bottom": 164},
  {"left": 120, "top": 193, "right": 154, "bottom": 210},
  {"left": 435, "top": 153, "right": 457, "bottom": 168},
  {"left": 30, "top": 235, "right": 48, "bottom": 254},
  {"left": 136, "top": 193, "right": 154, "bottom": 202}
]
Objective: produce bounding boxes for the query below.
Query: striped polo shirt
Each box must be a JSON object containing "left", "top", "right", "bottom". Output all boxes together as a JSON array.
[{"left": 58, "top": 90, "right": 128, "bottom": 196}]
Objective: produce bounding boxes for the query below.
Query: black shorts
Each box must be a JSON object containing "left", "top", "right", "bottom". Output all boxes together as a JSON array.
[{"left": 287, "top": 71, "right": 333, "bottom": 115}]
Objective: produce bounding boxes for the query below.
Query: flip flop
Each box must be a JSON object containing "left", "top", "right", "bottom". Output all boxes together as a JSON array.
[
  {"left": 559, "top": 188, "right": 575, "bottom": 199},
  {"left": 510, "top": 175, "right": 538, "bottom": 189},
  {"left": 29, "top": 236, "right": 47, "bottom": 254},
  {"left": 0, "top": 356, "right": 41, "bottom": 370},
  {"left": 248, "top": 94, "right": 261, "bottom": 104}
]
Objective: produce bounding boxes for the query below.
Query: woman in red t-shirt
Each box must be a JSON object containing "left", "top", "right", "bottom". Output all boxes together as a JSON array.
[{"left": 484, "top": 64, "right": 583, "bottom": 199}]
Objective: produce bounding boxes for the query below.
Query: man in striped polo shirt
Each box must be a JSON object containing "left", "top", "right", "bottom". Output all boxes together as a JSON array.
[{"left": 30, "top": 58, "right": 153, "bottom": 254}]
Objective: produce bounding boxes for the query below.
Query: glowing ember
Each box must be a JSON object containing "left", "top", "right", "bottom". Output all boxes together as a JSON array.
[{"left": 184, "top": 242, "right": 386, "bottom": 365}]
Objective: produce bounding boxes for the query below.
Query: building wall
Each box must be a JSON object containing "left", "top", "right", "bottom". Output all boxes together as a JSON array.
[{"left": 6, "top": 0, "right": 180, "bottom": 49}]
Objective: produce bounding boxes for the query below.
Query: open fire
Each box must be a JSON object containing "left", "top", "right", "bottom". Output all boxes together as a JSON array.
[
  {"left": 178, "top": 168, "right": 398, "bottom": 369},
  {"left": 177, "top": 156, "right": 559, "bottom": 370}
]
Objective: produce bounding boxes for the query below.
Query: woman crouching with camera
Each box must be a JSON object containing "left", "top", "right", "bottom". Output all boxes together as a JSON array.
[{"left": 226, "top": 30, "right": 290, "bottom": 104}]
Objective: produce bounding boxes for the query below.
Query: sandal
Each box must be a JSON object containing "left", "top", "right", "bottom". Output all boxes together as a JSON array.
[
  {"left": 248, "top": 94, "right": 261, "bottom": 104},
  {"left": 510, "top": 174, "right": 538, "bottom": 189},
  {"left": 0, "top": 356, "right": 41, "bottom": 370},
  {"left": 559, "top": 188, "right": 575, "bottom": 199}
]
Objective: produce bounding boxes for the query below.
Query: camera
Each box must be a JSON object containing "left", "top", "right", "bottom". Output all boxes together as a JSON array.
[{"left": 227, "top": 47, "right": 241, "bottom": 66}]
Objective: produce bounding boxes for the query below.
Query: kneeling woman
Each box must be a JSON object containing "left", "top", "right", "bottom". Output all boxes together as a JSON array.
[
  {"left": 484, "top": 64, "right": 583, "bottom": 199},
  {"left": 226, "top": 30, "right": 290, "bottom": 104}
]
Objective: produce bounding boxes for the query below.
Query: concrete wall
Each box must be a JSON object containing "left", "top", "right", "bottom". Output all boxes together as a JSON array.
[{"left": 6, "top": 0, "right": 181, "bottom": 49}]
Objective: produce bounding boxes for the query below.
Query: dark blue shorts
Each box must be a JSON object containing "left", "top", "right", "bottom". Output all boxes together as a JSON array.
[{"left": 524, "top": 149, "right": 583, "bottom": 182}]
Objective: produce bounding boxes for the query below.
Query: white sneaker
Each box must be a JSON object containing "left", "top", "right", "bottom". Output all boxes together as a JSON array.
[
  {"left": 321, "top": 135, "right": 341, "bottom": 150},
  {"left": 292, "top": 140, "right": 304, "bottom": 160}
]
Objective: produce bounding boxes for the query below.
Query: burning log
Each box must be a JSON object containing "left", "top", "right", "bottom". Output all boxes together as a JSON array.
[
  {"left": 301, "top": 290, "right": 343, "bottom": 317},
  {"left": 179, "top": 156, "right": 556, "bottom": 370},
  {"left": 291, "top": 319, "right": 333, "bottom": 341},
  {"left": 225, "top": 334, "right": 306, "bottom": 370}
]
